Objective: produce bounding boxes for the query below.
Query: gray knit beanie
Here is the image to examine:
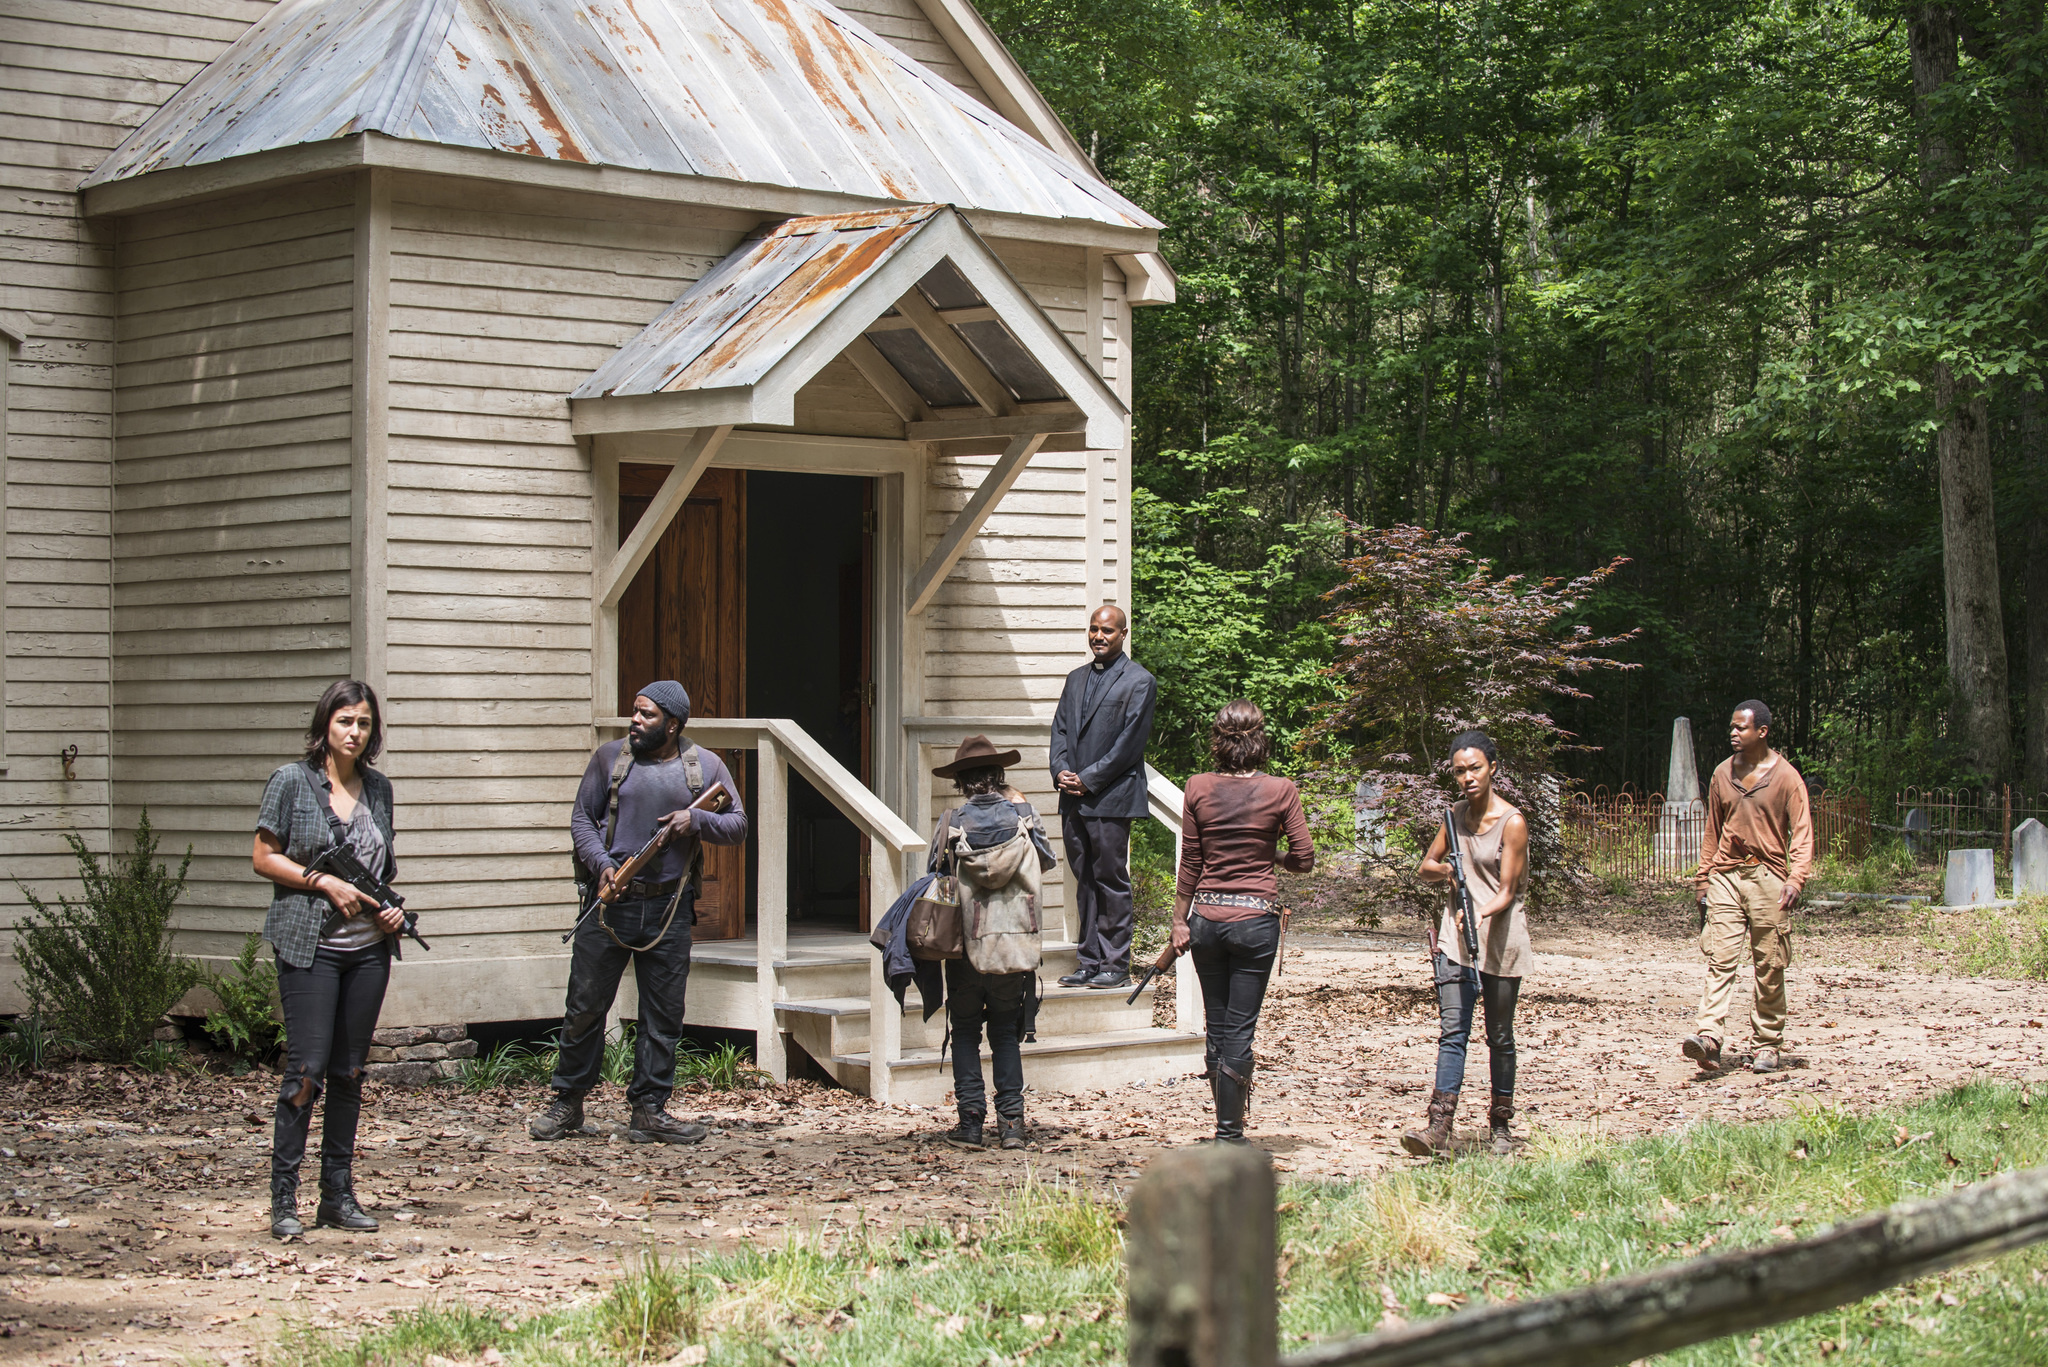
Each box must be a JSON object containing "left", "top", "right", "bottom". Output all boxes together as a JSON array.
[{"left": 638, "top": 680, "right": 691, "bottom": 724}]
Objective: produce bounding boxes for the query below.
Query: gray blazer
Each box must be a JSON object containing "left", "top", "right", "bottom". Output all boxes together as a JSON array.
[
  {"left": 255, "top": 759, "right": 396, "bottom": 968},
  {"left": 1048, "top": 652, "right": 1160, "bottom": 821}
]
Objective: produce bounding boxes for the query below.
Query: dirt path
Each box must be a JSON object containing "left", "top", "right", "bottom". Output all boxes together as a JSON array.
[{"left": 4, "top": 898, "right": 2040, "bottom": 1365}]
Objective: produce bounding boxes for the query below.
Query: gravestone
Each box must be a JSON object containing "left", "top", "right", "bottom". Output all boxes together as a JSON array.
[
  {"left": 1353, "top": 780, "right": 1386, "bottom": 858},
  {"left": 1945, "top": 848, "right": 1998, "bottom": 907},
  {"left": 2015, "top": 818, "right": 2048, "bottom": 898},
  {"left": 1656, "top": 718, "right": 1703, "bottom": 875},
  {"left": 1902, "top": 807, "right": 1930, "bottom": 858}
]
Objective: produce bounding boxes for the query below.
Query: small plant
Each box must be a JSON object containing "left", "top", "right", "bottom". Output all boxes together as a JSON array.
[
  {"left": 131, "top": 1038, "right": 189, "bottom": 1075},
  {"left": 677, "top": 1039, "right": 771, "bottom": 1091},
  {"left": 986, "top": 1168, "right": 1126, "bottom": 1269},
  {"left": 597, "top": 1247, "right": 700, "bottom": 1358},
  {"left": 0, "top": 1015, "right": 71, "bottom": 1073},
  {"left": 461, "top": 1039, "right": 559, "bottom": 1093},
  {"left": 12, "top": 811, "right": 202, "bottom": 1063},
  {"left": 603, "top": 1022, "right": 637, "bottom": 1087},
  {"left": 203, "top": 932, "right": 284, "bottom": 1061}
]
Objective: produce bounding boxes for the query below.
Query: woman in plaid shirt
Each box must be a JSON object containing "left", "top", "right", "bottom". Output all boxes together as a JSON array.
[{"left": 252, "top": 680, "right": 405, "bottom": 1239}]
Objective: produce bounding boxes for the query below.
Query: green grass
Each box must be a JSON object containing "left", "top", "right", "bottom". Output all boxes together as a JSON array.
[
  {"left": 1811, "top": 836, "right": 1922, "bottom": 897},
  {"left": 461, "top": 1031, "right": 771, "bottom": 1095},
  {"left": 268, "top": 1086, "right": 2048, "bottom": 1366},
  {"left": 1933, "top": 897, "right": 2048, "bottom": 980}
]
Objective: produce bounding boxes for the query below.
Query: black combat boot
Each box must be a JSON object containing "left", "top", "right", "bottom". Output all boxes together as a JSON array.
[
  {"left": 1211, "top": 1060, "right": 1250, "bottom": 1145},
  {"left": 315, "top": 1179, "right": 379, "bottom": 1232},
  {"left": 270, "top": 1173, "right": 302, "bottom": 1240},
  {"left": 996, "top": 1117, "right": 1028, "bottom": 1151},
  {"left": 529, "top": 1091, "right": 586, "bottom": 1141},
  {"left": 627, "top": 1106, "right": 708, "bottom": 1145},
  {"left": 945, "top": 1114, "right": 986, "bottom": 1150}
]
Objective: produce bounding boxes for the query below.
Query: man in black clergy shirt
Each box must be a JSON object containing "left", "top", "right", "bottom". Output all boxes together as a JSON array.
[
  {"left": 531, "top": 680, "right": 748, "bottom": 1145},
  {"left": 1049, "top": 606, "right": 1160, "bottom": 990}
]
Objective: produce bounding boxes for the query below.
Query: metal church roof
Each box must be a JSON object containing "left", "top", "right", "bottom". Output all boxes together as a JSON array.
[{"left": 81, "top": 0, "right": 1157, "bottom": 232}]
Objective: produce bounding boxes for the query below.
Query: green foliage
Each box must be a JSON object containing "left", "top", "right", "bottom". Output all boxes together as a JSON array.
[
  {"left": 460, "top": 1033, "right": 768, "bottom": 1094},
  {"left": 131, "top": 1039, "right": 191, "bottom": 1075},
  {"left": 596, "top": 1249, "right": 700, "bottom": 1358},
  {"left": 202, "top": 932, "right": 284, "bottom": 1061},
  {"left": 11, "top": 812, "right": 202, "bottom": 1064},
  {"left": 676, "top": 1039, "right": 771, "bottom": 1092},
  {"left": 984, "top": 1169, "right": 1125, "bottom": 1269},
  {"left": 462, "top": 1039, "right": 560, "bottom": 1093},
  {"left": 1950, "top": 898, "right": 2048, "bottom": 980},
  {"left": 0, "top": 1015, "right": 72, "bottom": 1074}
]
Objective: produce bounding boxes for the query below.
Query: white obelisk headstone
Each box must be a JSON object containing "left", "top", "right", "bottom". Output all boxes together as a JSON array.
[{"left": 1656, "top": 718, "right": 1703, "bottom": 876}]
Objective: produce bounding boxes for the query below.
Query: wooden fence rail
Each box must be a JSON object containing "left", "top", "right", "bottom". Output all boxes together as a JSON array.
[{"left": 1126, "top": 1146, "right": 2048, "bottom": 1367}]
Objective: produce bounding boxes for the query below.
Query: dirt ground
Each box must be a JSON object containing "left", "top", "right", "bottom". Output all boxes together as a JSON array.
[{"left": 4, "top": 891, "right": 2043, "bottom": 1366}]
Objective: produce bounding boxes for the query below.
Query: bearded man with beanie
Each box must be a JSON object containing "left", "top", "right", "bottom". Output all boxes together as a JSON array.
[{"left": 532, "top": 682, "right": 748, "bottom": 1144}]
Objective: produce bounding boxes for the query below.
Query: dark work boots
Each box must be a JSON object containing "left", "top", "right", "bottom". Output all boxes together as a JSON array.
[
  {"left": 315, "top": 1180, "right": 379, "bottom": 1232},
  {"left": 270, "top": 1175, "right": 302, "bottom": 1240},
  {"left": 945, "top": 1115, "right": 987, "bottom": 1150},
  {"left": 529, "top": 1092, "right": 586, "bottom": 1141},
  {"left": 626, "top": 1107, "right": 708, "bottom": 1145},
  {"left": 1401, "top": 1088, "right": 1460, "bottom": 1157}
]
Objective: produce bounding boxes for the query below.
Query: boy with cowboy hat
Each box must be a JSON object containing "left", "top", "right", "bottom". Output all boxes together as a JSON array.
[{"left": 927, "top": 736, "right": 1057, "bottom": 1150}]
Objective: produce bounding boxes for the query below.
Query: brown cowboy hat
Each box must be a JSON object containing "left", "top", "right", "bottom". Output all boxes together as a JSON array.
[{"left": 931, "top": 734, "right": 1022, "bottom": 778}]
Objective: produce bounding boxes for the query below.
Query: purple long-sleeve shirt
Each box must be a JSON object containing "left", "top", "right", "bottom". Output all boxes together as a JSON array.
[{"left": 570, "top": 739, "right": 749, "bottom": 884}]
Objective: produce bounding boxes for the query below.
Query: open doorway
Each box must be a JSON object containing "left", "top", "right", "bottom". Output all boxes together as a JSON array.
[{"left": 746, "top": 472, "right": 874, "bottom": 931}]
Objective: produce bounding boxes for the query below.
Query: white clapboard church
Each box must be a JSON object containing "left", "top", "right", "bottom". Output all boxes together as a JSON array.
[{"left": 0, "top": 0, "right": 1205, "bottom": 1099}]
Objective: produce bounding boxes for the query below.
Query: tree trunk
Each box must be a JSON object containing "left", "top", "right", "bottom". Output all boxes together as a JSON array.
[
  {"left": 2025, "top": 381, "right": 2048, "bottom": 789},
  {"left": 1912, "top": 5, "right": 2013, "bottom": 779}
]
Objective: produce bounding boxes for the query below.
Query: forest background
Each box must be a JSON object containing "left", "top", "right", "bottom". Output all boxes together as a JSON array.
[{"left": 978, "top": 0, "right": 2048, "bottom": 796}]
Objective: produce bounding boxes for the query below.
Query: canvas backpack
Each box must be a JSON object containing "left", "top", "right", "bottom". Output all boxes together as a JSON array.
[{"left": 944, "top": 808, "right": 1046, "bottom": 975}]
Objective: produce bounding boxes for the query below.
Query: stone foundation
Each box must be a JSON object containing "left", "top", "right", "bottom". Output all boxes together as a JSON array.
[{"left": 363, "top": 1025, "right": 476, "bottom": 1085}]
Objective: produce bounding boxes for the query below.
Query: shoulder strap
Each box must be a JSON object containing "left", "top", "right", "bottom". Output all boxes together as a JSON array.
[{"left": 601, "top": 746, "right": 635, "bottom": 850}]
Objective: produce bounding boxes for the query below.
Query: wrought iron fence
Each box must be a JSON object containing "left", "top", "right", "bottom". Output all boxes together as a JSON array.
[
  {"left": 1564, "top": 787, "right": 1873, "bottom": 884},
  {"left": 1888, "top": 786, "right": 2048, "bottom": 867}
]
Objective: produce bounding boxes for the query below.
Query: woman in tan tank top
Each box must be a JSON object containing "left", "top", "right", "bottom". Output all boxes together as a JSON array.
[{"left": 1404, "top": 730, "right": 1531, "bottom": 1157}]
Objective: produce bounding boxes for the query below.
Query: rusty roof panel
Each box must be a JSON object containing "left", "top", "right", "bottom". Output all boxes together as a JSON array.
[
  {"left": 574, "top": 204, "right": 941, "bottom": 399},
  {"left": 83, "top": 0, "right": 1157, "bottom": 231}
]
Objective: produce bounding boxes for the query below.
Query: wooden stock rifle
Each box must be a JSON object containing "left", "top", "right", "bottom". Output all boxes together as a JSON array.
[
  {"left": 1442, "top": 807, "right": 1482, "bottom": 984},
  {"left": 562, "top": 781, "right": 730, "bottom": 942}
]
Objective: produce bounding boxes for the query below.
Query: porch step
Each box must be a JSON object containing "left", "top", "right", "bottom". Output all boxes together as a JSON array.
[
  {"left": 832, "top": 1027, "right": 1209, "bottom": 1107},
  {"left": 776, "top": 977, "right": 1159, "bottom": 1061}
]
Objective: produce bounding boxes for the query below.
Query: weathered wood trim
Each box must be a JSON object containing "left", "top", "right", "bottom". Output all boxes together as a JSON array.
[
  {"left": 1111, "top": 251, "right": 1179, "bottom": 306},
  {"left": 906, "top": 430, "right": 1047, "bottom": 616},
  {"left": 893, "top": 286, "right": 1013, "bottom": 416},
  {"left": 350, "top": 168, "right": 391, "bottom": 698},
  {"left": 589, "top": 435, "right": 620, "bottom": 739},
  {"left": 842, "top": 336, "right": 930, "bottom": 425},
  {"left": 755, "top": 734, "right": 789, "bottom": 1081},
  {"left": 595, "top": 425, "right": 731, "bottom": 608},
  {"left": 866, "top": 305, "right": 998, "bottom": 332},
  {"left": 82, "top": 134, "right": 1164, "bottom": 253},
  {"left": 570, "top": 387, "right": 754, "bottom": 436},
  {"left": 1084, "top": 246, "right": 1106, "bottom": 611},
  {"left": 907, "top": 411, "right": 1082, "bottom": 442}
]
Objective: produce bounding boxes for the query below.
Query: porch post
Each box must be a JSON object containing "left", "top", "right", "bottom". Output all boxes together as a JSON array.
[
  {"left": 755, "top": 736, "right": 789, "bottom": 1082},
  {"left": 868, "top": 850, "right": 903, "bottom": 1105}
]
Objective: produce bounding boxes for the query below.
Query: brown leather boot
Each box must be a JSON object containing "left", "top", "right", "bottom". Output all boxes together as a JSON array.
[
  {"left": 1488, "top": 1094, "right": 1515, "bottom": 1155},
  {"left": 1401, "top": 1088, "right": 1459, "bottom": 1157}
]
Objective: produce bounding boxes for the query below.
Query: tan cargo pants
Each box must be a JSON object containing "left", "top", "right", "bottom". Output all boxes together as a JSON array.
[{"left": 1696, "top": 865, "right": 1790, "bottom": 1049}]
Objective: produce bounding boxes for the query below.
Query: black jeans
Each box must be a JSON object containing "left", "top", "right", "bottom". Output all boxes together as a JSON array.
[
  {"left": 1189, "top": 911, "right": 1280, "bottom": 1080},
  {"left": 1063, "top": 816, "right": 1133, "bottom": 975},
  {"left": 552, "top": 893, "right": 693, "bottom": 1111},
  {"left": 1431, "top": 952, "right": 1520, "bottom": 1096},
  {"left": 273, "top": 941, "right": 390, "bottom": 1195},
  {"left": 944, "top": 959, "right": 1028, "bottom": 1121}
]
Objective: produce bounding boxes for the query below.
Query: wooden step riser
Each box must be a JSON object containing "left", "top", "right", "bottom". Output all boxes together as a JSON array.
[
  {"left": 825, "top": 1036, "right": 1207, "bottom": 1108},
  {"left": 785, "top": 991, "right": 1159, "bottom": 1058}
]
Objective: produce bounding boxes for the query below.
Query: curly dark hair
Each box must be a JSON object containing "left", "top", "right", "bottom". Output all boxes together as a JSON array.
[
  {"left": 952, "top": 765, "right": 1006, "bottom": 797},
  {"left": 1448, "top": 729, "right": 1498, "bottom": 767},
  {"left": 1209, "top": 699, "right": 1271, "bottom": 772},
  {"left": 303, "top": 679, "right": 384, "bottom": 768}
]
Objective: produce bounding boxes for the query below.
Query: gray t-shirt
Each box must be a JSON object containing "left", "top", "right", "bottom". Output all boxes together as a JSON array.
[{"left": 318, "top": 806, "right": 391, "bottom": 953}]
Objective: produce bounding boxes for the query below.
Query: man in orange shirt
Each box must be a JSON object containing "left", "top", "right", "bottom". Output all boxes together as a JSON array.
[{"left": 1682, "top": 700, "right": 1813, "bottom": 1074}]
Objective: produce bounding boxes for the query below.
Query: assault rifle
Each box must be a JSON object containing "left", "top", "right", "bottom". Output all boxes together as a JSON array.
[
  {"left": 1441, "top": 808, "right": 1482, "bottom": 984},
  {"left": 304, "top": 843, "right": 430, "bottom": 953},
  {"left": 562, "top": 781, "right": 730, "bottom": 943}
]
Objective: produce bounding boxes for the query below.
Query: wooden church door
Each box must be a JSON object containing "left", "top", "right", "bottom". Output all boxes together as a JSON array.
[{"left": 617, "top": 464, "right": 747, "bottom": 939}]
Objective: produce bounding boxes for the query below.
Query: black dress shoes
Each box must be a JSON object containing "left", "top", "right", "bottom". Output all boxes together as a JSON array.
[
  {"left": 1057, "top": 969, "right": 1093, "bottom": 987},
  {"left": 1085, "top": 970, "right": 1131, "bottom": 990}
]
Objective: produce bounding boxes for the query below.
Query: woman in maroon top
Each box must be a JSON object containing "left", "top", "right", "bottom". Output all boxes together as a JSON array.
[{"left": 1168, "top": 700, "right": 1315, "bottom": 1143}]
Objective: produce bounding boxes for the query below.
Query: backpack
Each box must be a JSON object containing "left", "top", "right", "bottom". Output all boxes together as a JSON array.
[{"left": 945, "top": 808, "right": 1046, "bottom": 975}]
